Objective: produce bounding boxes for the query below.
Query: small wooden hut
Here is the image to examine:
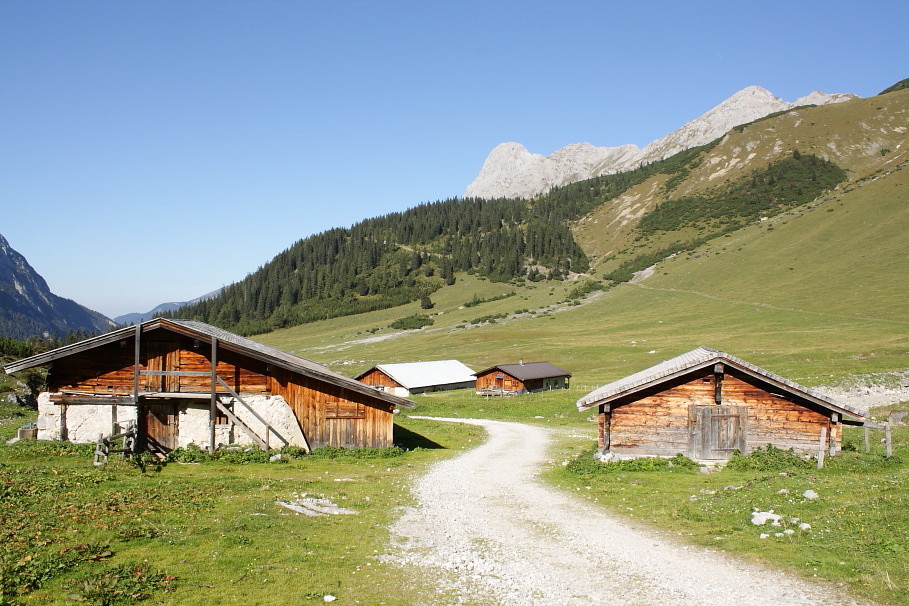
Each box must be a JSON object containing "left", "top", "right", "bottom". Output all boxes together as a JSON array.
[
  {"left": 355, "top": 360, "right": 476, "bottom": 397},
  {"left": 474, "top": 362, "right": 571, "bottom": 396},
  {"left": 3, "top": 319, "right": 412, "bottom": 453},
  {"left": 576, "top": 347, "right": 863, "bottom": 461}
]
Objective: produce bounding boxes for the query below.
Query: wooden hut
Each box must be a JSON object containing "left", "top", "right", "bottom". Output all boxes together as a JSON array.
[
  {"left": 474, "top": 362, "right": 571, "bottom": 396},
  {"left": 2, "top": 318, "right": 412, "bottom": 454},
  {"left": 355, "top": 360, "right": 476, "bottom": 397},
  {"left": 576, "top": 347, "right": 863, "bottom": 462}
]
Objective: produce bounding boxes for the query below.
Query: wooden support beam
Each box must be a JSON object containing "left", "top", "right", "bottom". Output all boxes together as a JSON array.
[
  {"left": 216, "top": 376, "right": 283, "bottom": 448},
  {"left": 140, "top": 370, "right": 212, "bottom": 377},
  {"left": 215, "top": 401, "right": 268, "bottom": 450},
  {"left": 713, "top": 363, "right": 724, "bottom": 405},
  {"left": 51, "top": 394, "right": 135, "bottom": 405},
  {"left": 133, "top": 324, "right": 141, "bottom": 405},
  {"left": 829, "top": 413, "right": 840, "bottom": 456},
  {"left": 210, "top": 337, "right": 218, "bottom": 454},
  {"left": 817, "top": 426, "right": 827, "bottom": 469}
]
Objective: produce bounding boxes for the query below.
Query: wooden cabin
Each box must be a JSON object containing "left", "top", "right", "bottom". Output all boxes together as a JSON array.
[
  {"left": 576, "top": 347, "right": 863, "bottom": 462},
  {"left": 355, "top": 360, "right": 476, "bottom": 397},
  {"left": 474, "top": 362, "right": 571, "bottom": 396},
  {"left": 2, "top": 319, "right": 413, "bottom": 453}
]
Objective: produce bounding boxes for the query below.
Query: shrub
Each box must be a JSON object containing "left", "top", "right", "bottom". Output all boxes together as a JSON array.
[
  {"left": 564, "top": 449, "right": 697, "bottom": 476},
  {"left": 724, "top": 445, "right": 814, "bottom": 471},
  {"left": 309, "top": 445, "right": 405, "bottom": 460},
  {"left": 389, "top": 314, "right": 434, "bottom": 330},
  {"left": 165, "top": 443, "right": 210, "bottom": 463}
]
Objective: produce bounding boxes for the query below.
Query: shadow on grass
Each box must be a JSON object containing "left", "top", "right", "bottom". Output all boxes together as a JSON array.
[{"left": 394, "top": 424, "right": 445, "bottom": 450}]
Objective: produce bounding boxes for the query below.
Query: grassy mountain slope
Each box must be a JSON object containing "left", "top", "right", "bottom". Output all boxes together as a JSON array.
[{"left": 254, "top": 91, "right": 909, "bottom": 393}]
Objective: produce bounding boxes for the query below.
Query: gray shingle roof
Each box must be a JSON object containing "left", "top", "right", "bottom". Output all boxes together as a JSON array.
[
  {"left": 576, "top": 346, "right": 862, "bottom": 420},
  {"left": 474, "top": 362, "right": 571, "bottom": 382},
  {"left": 355, "top": 360, "right": 476, "bottom": 390}
]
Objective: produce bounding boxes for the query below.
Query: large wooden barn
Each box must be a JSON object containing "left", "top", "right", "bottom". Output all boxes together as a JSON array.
[
  {"left": 474, "top": 362, "right": 571, "bottom": 396},
  {"left": 576, "top": 347, "right": 863, "bottom": 461},
  {"left": 3, "top": 319, "right": 412, "bottom": 453},
  {"left": 355, "top": 360, "right": 476, "bottom": 397}
]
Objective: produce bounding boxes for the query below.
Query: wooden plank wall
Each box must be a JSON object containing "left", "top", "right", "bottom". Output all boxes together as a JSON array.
[
  {"left": 49, "top": 333, "right": 269, "bottom": 395},
  {"left": 357, "top": 369, "right": 401, "bottom": 389},
  {"left": 609, "top": 382, "right": 696, "bottom": 457},
  {"left": 607, "top": 369, "right": 834, "bottom": 458},
  {"left": 269, "top": 368, "right": 393, "bottom": 449},
  {"left": 721, "top": 375, "right": 830, "bottom": 453},
  {"left": 49, "top": 339, "right": 137, "bottom": 393},
  {"left": 475, "top": 371, "right": 523, "bottom": 393}
]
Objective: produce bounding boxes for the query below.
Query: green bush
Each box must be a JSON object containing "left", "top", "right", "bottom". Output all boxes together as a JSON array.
[
  {"left": 638, "top": 153, "right": 847, "bottom": 235},
  {"left": 165, "top": 443, "right": 210, "bottom": 463},
  {"left": 388, "top": 314, "right": 434, "bottom": 330},
  {"left": 724, "top": 444, "right": 814, "bottom": 471},
  {"left": 564, "top": 448, "right": 697, "bottom": 476},
  {"left": 309, "top": 445, "right": 405, "bottom": 460}
]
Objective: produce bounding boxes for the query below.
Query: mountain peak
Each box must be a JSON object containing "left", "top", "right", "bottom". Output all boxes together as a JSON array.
[
  {"left": 465, "top": 85, "right": 858, "bottom": 200},
  {"left": 0, "top": 234, "right": 113, "bottom": 340}
]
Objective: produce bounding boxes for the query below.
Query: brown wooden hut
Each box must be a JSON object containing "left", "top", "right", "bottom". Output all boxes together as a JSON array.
[
  {"left": 576, "top": 347, "right": 863, "bottom": 462},
  {"left": 474, "top": 362, "right": 571, "bottom": 396},
  {"left": 3, "top": 318, "right": 412, "bottom": 454},
  {"left": 355, "top": 360, "right": 476, "bottom": 397}
]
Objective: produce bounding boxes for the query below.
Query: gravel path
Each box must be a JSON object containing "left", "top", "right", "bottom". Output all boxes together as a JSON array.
[{"left": 385, "top": 418, "right": 870, "bottom": 605}]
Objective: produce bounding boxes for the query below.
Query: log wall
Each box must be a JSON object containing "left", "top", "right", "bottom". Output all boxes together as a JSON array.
[
  {"left": 270, "top": 368, "right": 393, "bottom": 449},
  {"left": 606, "top": 368, "right": 835, "bottom": 459},
  {"left": 357, "top": 368, "right": 402, "bottom": 389},
  {"left": 49, "top": 333, "right": 268, "bottom": 395},
  {"left": 475, "top": 371, "right": 524, "bottom": 393}
]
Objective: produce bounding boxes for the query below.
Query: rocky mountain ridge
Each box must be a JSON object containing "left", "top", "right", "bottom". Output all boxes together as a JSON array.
[
  {"left": 464, "top": 86, "right": 857, "bottom": 200},
  {"left": 113, "top": 288, "right": 223, "bottom": 325},
  {"left": 0, "top": 234, "right": 113, "bottom": 340}
]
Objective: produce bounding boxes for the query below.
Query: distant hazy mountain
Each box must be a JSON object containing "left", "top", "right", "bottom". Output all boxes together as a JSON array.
[
  {"left": 113, "top": 288, "right": 223, "bottom": 325},
  {"left": 464, "top": 86, "right": 857, "bottom": 200},
  {"left": 0, "top": 234, "right": 114, "bottom": 340}
]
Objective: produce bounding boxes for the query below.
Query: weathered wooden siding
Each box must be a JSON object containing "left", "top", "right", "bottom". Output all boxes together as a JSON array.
[
  {"left": 49, "top": 332, "right": 269, "bottom": 395},
  {"left": 608, "top": 378, "right": 697, "bottom": 457},
  {"left": 49, "top": 339, "right": 136, "bottom": 393},
  {"left": 721, "top": 374, "right": 831, "bottom": 453},
  {"left": 269, "top": 368, "right": 394, "bottom": 449},
  {"left": 357, "top": 368, "right": 401, "bottom": 389},
  {"left": 606, "top": 369, "right": 835, "bottom": 459},
  {"left": 475, "top": 371, "right": 525, "bottom": 393}
]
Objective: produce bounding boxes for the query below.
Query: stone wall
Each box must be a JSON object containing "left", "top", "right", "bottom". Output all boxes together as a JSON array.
[
  {"left": 35, "top": 392, "right": 307, "bottom": 450},
  {"left": 36, "top": 392, "right": 139, "bottom": 443}
]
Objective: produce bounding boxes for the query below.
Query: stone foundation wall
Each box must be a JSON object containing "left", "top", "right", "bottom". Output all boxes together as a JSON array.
[
  {"left": 36, "top": 392, "right": 307, "bottom": 450},
  {"left": 36, "top": 392, "right": 140, "bottom": 443}
]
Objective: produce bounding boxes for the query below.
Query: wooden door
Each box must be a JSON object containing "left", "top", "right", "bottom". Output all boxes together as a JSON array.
[
  {"left": 691, "top": 405, "right": 746, "bottom": 460},
  {"left": 145, "top": 403, "right": 179, "bottom": 452},
  {"left": 144, "top": 341, "right": 181, "bottom": 393}
]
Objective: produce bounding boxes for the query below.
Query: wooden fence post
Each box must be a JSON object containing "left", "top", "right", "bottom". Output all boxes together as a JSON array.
[
  {"left": 885, "top": 423, "right": 892, "bottom": 458},
  {"left": 864, "top": 426, "right": 871, "bottom": 453},
  {"left": 817, "top": 426, "right": 827, "bottom": 469}
]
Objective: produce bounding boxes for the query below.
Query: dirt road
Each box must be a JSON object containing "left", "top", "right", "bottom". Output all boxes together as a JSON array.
[{"left": 385, "top": 418, "right": 869, "bottom": 605}]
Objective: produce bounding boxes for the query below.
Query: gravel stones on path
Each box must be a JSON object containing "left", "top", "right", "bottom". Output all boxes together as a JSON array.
[{"left": 384, "top": 418, "right": 870, "bottom": 605}]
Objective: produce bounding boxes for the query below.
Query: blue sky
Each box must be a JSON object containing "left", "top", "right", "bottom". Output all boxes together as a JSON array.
[{"left": 2, "top": 0, "right": 906, "bottom": 319}]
